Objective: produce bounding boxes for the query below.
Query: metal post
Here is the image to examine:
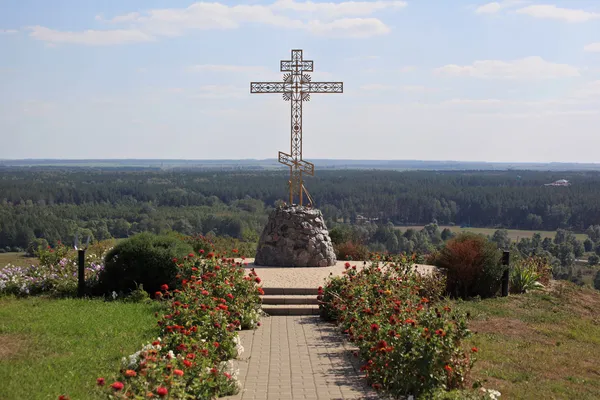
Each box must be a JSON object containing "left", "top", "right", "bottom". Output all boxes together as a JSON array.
[
  {"left": 78, "top": 249, "right": 86, "bottom": 298},
  {"left": 501, "top": 250, "right": 510, "bottom": 297}
]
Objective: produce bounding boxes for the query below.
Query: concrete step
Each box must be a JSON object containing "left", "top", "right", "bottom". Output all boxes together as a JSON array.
[
  {"left": 262, "top": 287, "right": 319, "bottom": 296},
  {"left": 262, "top": 304, "right": 321, "bottom": 316},
  {"left": 261, "top": 295, "right": 319, "bottom": 305}
]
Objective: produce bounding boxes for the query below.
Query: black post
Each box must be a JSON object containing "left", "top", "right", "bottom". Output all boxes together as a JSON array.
[
  {"left": 78, "top": 249, "right": 86, "bottom": 298},
  {"left": 501, "top": 250, "right": 510, "bottom": 297}
]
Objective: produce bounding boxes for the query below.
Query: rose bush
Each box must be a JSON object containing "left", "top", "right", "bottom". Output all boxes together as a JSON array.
[
  {"left": 97, "top": 251, "right": 263, "bottom": 399},
  {"left": 319, "top": 255, "right": 476, "bottom": 398}
]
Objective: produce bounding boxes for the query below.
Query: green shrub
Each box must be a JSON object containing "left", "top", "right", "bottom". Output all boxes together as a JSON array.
[
  {"left": 594, "top": 270, "right": 600, "bottom": 291},
  {"left": 433, "top": 233, "right": 503, "bottom": 299},
  {"left": 99, "top": 233, "right": 193, "bottom": 295},
  {"left": 26, "top": 238, "right": 48, "bottom": 257},
  {"left": 588, "top": 254, "right": 599, "bottom": 266}
]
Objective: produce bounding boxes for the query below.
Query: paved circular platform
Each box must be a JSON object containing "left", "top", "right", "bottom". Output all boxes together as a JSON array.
[{"left": 237, "top": 258, "right": 437, "bottom": 289}]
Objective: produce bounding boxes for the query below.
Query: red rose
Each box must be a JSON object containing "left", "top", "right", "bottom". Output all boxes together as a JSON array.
[
  {"left": 183, "top": 360, "right": 192, "bottom": 367},
  {"left": 370, "top": 323, "right": 379, "bottom": 332},
  {"left": 124, "top": 369, "right": 137, "bottom": 377},
  {"left": 58, "top": 395, "right": 70, "bottom": 400},
  {"left": 255, "top": 277, "right": 261, "bottom": 284},
  {"left": 199, "top": 249, "right": 205, "bottom": 254},
  {"left": 174, "top": 369, "right": 184, "bottom": 376},
  {"left": 96, "top": 377, "right": 105, "bottom": 386},
  {"left": 157, "top": 387, "right": 168, "bottom": 397},
  {"left": 111, "top": 381, "right": 124, "bottom": 391},
  {"left": 471, "top": 347, "right": 478, "bottom": 353},
  {"left": 160, "top": 284, "right": 169, "bottom": 291}
]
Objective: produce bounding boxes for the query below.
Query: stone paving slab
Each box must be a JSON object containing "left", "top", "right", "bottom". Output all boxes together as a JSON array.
[{"left": 224, "top": 316, "right": 380, "bottom": 400}]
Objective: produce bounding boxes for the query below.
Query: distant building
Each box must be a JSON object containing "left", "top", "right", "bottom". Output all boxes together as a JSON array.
[{"left": 544, "top": 179, "right": 570, "bottom": 187}]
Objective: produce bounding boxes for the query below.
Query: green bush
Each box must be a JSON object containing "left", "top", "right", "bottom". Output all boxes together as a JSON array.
[
  {"left": 99, "top": 233, "right": 193, "bottom": 295},
  {"left": 26, "top": 238, "right": 49, "bottom": 257},
  {"left": 594, "top": 270, "right": 600, "bottom": 291},
  {"left": 433, "top": 233, "right": 503, "bottom": 299},
  {"left": 588, "top": 254, "right": 599, "bottom": 266}
]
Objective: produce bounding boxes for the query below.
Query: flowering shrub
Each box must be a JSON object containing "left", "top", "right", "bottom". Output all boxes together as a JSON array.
[
  {"left": 509, "top": 256, "right": 548, "bottom": 294},
  {"left": 97, "top": 251, "right": 263, "bottom": 399},
  {"left": 320, "top": 255, "right": 476, "bottom": 398}
]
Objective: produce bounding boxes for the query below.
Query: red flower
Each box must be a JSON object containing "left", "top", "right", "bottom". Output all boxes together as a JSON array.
[
  {"left": 255, "top": 277, "right": 261, "bottom": 284},
  {"left": 471, "top": 347, "right": 478, "bottom": 353},
  {"left": 160, "top": 284, "right": 169, "bottom": 291},
  {"left": 58, "top": 395, "right": 70, "bottom": 400},
  {"left": 444, "top": 365, "right": 453, "bottom": 373},
  {"left": 174, "top": 369, "right": 184, "bottom": 376},
  {"left": 435, "top": 329, "right": 446, "bottom": 337},
  {"left": 232, "top": 249, "right": 239, "bottom": 253},
  {"left": 183, "top": 360, "right": 192, "bottom": 368},
  {"left": 111, "top": 381, "right": 124, "bottom": 391},
  {"left": 154, "top": 291, "right": 162, "bottom": 298},
  {"left": 199, "top": 249, "right": 205, "bottom": 254},
  {"left": 156, "top": 387, "right": 168, "bottom": 397},
  {"left": 370, "top": 323, "right": 379, "bottom": 332},
  {"left": 207, "top": 252, "right": 214, "bottom": 258},
  {"left": 224, "top": 372, "right": 232, "bottom": 379},
  {"left": 344, "top": 262, "right": 351, "bottom": 269},
  {"left": 226, "top": 293, "right": 234, "bottom": 299},
  {"left": 124, "top": 369, "right": 137, "bottom": 377},
  {"left": 96, "top": 377, "right": 105, "bottom": 386},
  {"left": 214, "top": 341, "right": 220, "bottom": 348}
]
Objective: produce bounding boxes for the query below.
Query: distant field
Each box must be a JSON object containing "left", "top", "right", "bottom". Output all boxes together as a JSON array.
[
  {"left": 0, "top": 253, "right": 38, "bottom": 267},
  {"left": 394, "top": 225, "right": 588, "bottom": 241}
]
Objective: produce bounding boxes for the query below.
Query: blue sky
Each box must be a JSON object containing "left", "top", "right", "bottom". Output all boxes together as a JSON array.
[{"left": 1, "top": 0, "right": 599, "bottom": 162}]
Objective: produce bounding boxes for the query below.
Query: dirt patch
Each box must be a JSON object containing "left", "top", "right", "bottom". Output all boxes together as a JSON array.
[
  {"left": 470, "top": 317, "right": 535, "bottom": 339},
  {"left": 0, "top": 334, "right": 29, "bottom": 360}
]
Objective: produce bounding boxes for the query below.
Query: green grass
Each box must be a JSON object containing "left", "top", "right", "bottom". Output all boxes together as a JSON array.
[
  {"left": 0, "top": 252, "right": 39, "bottom": 267},
  {"left": 394, "top": 225, "right": 588, "bottom": 241},
  {"left": 0, "top": 296, "right": 163, "bottom": 400},
  {"left": 452, "top": 283, "right": 600, "bottom": 399}
]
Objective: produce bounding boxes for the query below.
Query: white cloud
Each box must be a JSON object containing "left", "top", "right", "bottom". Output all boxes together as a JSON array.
[
  {"left": 31, "top": 1, "right": 405, "bottom": 45},
  {"left": 307, "top": 18, "right": 391, "bottom": 38},
  {"left": 435, "top": 56, "right": 580, "bottom": 79},
  {"left": 398, "top": 66, "right": 416, "bottom": 73},
  {"left": 515, "top": 5, "right": 600, "bottom": 23},
  {"left": 186, "top": 64, "right": 268, "bottom": 73},
  {"left": 28, "top": 26, "right": 153, "bottom": 46},
  {"left": 475, "top": 2, "right": 502, "bottom": 14},
  {"left": 0, "top": 29, "right": 18, "bottom": 34},
  {"left": 272, "top": 0, "right": 407, "bottom": 18},
  {"left": 584, "top": 43, "right": 600, "bottom": 52}
]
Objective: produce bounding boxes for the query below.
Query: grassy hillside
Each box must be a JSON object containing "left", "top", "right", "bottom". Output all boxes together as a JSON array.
[{"left": 453, "top": 282, "right": 600, "bottom": 399}]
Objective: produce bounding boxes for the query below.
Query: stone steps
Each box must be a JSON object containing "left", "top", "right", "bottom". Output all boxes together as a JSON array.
[
  {"left": 261, "top": 287, "right": 321, "bottom": 316},
  {"left": 261, "top": 294, "right": 319, "bottom": 305},
  {"left": 261, "top": 304, "right": 321, "bottom": 316}
]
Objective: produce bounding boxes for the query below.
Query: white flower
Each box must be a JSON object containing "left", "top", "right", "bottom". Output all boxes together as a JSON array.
[{"left": 111, "top": 291, "right": 118, "bottom": 300}]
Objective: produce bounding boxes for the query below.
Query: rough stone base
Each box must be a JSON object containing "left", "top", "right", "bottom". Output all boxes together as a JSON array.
[{"left": 255, "top": 205, "right": 336, "bottom": 267}]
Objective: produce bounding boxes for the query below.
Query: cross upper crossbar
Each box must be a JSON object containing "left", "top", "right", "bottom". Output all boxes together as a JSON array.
[{"left": 250, "top": 49, "right": 343, "bottom": 206}]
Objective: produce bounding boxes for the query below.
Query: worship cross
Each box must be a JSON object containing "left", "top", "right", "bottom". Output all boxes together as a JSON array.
[{"left": 251, "top": 49, "right": 343, "bottom": 206}]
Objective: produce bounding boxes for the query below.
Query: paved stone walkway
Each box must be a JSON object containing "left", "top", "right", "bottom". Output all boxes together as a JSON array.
[{"left": 224, "top": 316, "right": 379, "bottom": 400}]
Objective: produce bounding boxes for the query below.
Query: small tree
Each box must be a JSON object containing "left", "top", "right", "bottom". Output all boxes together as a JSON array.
[
  {"left": 588, "top": 254, "right": 600, "bottom": 266},
  {"left": 584, "top": 238, "right": 594, "bottom": 252}
]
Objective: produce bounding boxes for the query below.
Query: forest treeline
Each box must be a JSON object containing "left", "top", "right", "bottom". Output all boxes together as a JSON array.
[{"left": 1, "top": 167, "right": 600, "bottom": 249}]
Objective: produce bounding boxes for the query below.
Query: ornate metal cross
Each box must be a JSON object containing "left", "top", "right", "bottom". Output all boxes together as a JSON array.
[{"left": 251, "top": 49, "right": 343, "bottom": 206}]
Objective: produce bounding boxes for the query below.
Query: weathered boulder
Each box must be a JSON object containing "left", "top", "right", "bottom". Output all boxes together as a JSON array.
[{"left": 255, "top": 205, "right": 336, "bottom": 267}]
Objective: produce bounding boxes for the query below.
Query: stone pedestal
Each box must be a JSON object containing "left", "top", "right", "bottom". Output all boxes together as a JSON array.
[{"left": 255, "top": 205, "right": 336, "bottom": 267}]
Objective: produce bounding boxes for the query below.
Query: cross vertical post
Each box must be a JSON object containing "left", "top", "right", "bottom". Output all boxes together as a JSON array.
[{"left": 251, "top": 49, "right": 343, "bottom": 206}]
